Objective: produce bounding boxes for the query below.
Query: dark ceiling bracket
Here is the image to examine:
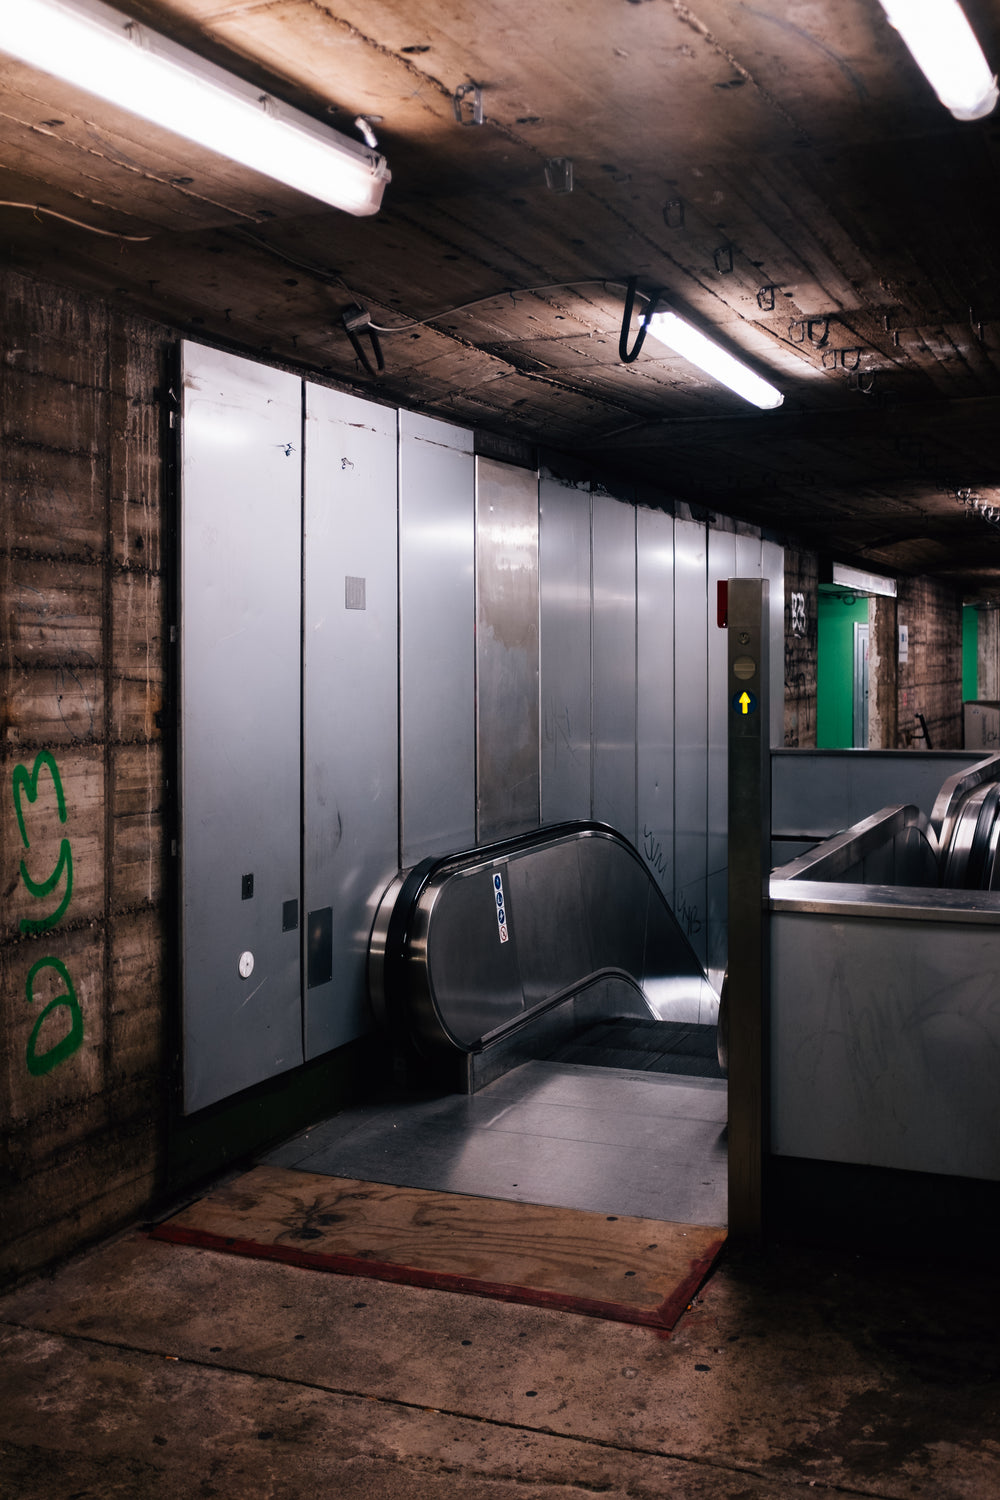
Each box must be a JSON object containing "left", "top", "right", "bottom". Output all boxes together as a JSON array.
[
  {"left": 544, "top": 157, "right": 574, "bottom": 193},
  {"left": 453, "top": 83, "right": 485, "bottom": 125},
  {"left": 341, "top": 305, "right": 385, "bottom": 377},
  {"left": 822, "top": 347, "right": 863, "bottom": 371},
  {"left": 789, "top": 317, "right": 830, "bottom": 347},
  {"left": 619, "top": 277, "right": 665, "bottom": 364}
]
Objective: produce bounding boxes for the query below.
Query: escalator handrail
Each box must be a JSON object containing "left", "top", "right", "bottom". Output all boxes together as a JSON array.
[{"left": 930, "top": 753, "right": 1000, "bottom": 854}]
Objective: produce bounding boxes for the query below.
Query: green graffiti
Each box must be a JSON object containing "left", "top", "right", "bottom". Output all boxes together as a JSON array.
[
  {"left": 12, "top": 750, "right": 67, "bottom": 848},
  {"left": 25, "top": 956, "right": 84, "bottom": 1076},
  {"left": 11, "top": 749, "right": 83, "bottom": 1073},
  {"left": 19, "top": 838, "right": 74, "bottom": 934}
]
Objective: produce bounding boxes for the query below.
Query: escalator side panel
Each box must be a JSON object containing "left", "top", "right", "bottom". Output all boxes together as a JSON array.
[
  {"left": 504, "top": 839, "right": 595, "bottom": 1006},
  {"left": 421, "top": 863, "right": 525, "bottom": 1048},
  {"left": 641, "top": 881, "right": 717, "bottom": 1023},
  {"left": 576, "top": 835, "right": 647, "bottom": 979},
  {"left": 891, "top": 824, "right": 940, "bottom": 887}
]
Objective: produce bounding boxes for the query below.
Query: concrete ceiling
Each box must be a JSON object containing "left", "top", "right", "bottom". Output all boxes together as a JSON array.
[{"left": 3, "top": 0, "right": 1000, "bottom": 591}]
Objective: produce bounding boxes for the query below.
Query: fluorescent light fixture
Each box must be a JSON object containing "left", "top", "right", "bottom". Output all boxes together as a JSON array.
[
  {"left": 646, "top": 310, "right": 784, "bottom": 409},
  {"left": 878, "top": 0, "right": 998, "bottom": 121},
  {"left": 821, "top": 562, "right": 897, "bottom": 597},
  {"left": 0, "top": 0, "right": 391, "bottom": 214}
]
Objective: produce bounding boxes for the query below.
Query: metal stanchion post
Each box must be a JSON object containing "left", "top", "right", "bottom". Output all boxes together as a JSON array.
[{"left": 725, "top": 577, "right": 770, "bottom": 1241}]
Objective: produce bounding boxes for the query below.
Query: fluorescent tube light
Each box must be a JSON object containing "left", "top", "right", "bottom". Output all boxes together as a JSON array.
[
  {"left": 0, "top": 0, "right": 391, "bottom": 214},
  {"left": 646, "top": 310, "right": 784, "bottom": 409},
  {"left": 878, "top": 0, "right": 998, "bottom": 121},
  {"left": 825, "top": 562, "right": 897, "bottom": 598}
]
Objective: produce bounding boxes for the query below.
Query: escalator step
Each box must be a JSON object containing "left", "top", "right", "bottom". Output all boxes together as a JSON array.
[{"left": 546, "top": 1019, "right": 724, "bottom": 1080}]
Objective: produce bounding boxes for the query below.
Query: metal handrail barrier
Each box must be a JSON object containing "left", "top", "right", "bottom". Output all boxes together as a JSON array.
[{"left": 773, "top": 803, "right": 933, "bottom": 884}]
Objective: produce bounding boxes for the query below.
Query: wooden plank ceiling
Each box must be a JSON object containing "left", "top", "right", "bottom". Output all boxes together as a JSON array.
[{"left": 2, "top": 0, "right": 1000, "bottom": 591}]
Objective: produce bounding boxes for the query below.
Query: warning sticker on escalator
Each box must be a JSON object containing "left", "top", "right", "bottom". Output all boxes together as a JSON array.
[{"left": 493, "top": 872, "right": 509, "bottom": 944}]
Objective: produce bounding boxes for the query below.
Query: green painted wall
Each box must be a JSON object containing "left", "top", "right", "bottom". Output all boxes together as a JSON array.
[
  {"left": 817, "top": 593, "right": 870, "bottom": 748},
  {"left": 963, "top": 606, "right": 978, "bottom": 702}
]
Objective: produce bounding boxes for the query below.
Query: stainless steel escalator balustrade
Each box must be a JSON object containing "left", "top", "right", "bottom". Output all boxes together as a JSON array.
[{"left": 369, "top": 821, "right": 717, "bottom": 1080}]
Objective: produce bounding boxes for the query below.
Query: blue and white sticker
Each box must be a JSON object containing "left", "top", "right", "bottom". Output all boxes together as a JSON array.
[{"left": 493, "top": 871, "right": 509, "bottom": 944}]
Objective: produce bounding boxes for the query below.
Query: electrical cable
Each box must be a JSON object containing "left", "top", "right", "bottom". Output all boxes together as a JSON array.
[
  {"left": 618, "top": 275, "right": 665, "bottom": 364},
  {"left": 0, "top": 201, "right": 152, "bottom": 239},
  {"left": 227, "top": 229, "right": 664, "bottom": 377},
  {"left": 229, "top": 230, "right": 652, "bottom": 341},
  {"left": 230, "top": 228, "right": 353, "bottom": 292},
  {"left": 365, "top": 278, "right": 638, "bottom": 333}
]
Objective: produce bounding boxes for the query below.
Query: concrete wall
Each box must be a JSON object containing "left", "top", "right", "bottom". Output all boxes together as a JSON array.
[
  {"left": 782, "top": 548, "right": 818, "bottom": 749},
  {"left": 1, "top": 272, "right": 169, "bottom": 1280},
  {"left": 896, "top": 577, "right": 964, "bottom": 749}
]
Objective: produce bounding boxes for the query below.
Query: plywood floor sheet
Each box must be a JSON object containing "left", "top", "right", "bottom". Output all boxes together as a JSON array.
[{"left": 153, "top": 1165, "right": 726, "bottom": 1330}]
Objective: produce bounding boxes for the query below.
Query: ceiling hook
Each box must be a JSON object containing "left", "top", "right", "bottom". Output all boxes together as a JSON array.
[
  {"left": 354, "top": 114, "right": 382, "bottom": 148},
  {"left": 453, "top": 82, "right": 484, "bottom": 125},
  {"left": 713, "top": 244, "right": 734, "bottom": 274},
  {"left": 544, "top": 158, "right": 574, "bottom": 193},
  {"left": 756, "top": 285, "right": 776, "bottom": 312},
  {"left": 662, "top": 198, "right": 685, "bottom": 229}
]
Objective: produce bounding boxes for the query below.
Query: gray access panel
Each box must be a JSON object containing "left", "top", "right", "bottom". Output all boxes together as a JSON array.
[
  {"left": 303, "top": 384, "right": 399, "bottom": 1059},
  {"left": 636, "top": 505, "right": 675, "bottom": 901},
  {"left": 399, "top": 411, "right": 476, "bottom": 864},
  {"left": 539, "top": 475, "right": 592, "bottom": 824},
  {"left": 476, "top": 457, "right": 540, "bottom": 843},
  {"left": 179, "top": 342, "right": 303, "bottom": 1112},
  {"left": 673, "top": 517, "right": 709, "bottom": 966},
  {"left": 592, "top": 494, "right": 637, "bottom": 846}
]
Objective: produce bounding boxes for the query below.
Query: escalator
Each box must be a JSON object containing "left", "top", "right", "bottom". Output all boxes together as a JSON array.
[{"left": 369, "top": 820, "right": 718, "bottom": 1093}]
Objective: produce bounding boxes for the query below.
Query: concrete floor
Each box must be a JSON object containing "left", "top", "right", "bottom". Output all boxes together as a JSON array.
[{"left": 1, "top": 1207, "right": 998, "bottom": 1498}]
